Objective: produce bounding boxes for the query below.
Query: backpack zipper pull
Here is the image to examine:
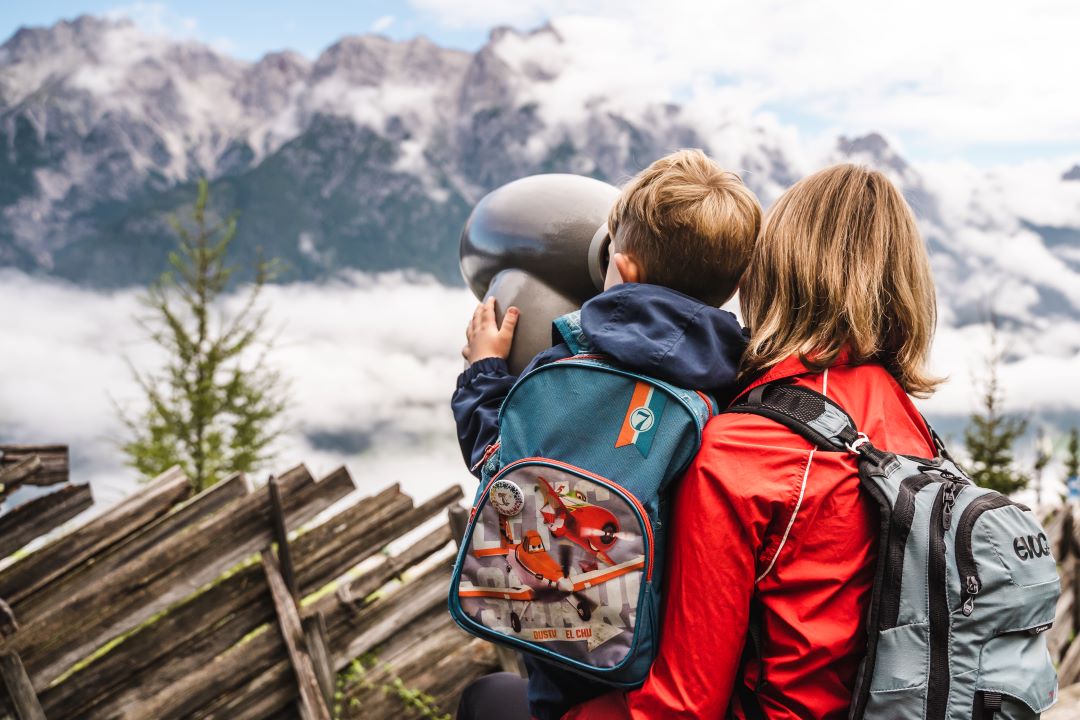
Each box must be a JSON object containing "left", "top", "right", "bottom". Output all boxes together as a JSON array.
[
  {"left": 941, "top": 483, "right": 957, "bottom": 530},
  {"left": 962, "top": 575, "right": 979, "bottom": 616},
  {"left": 470, "top": 442, "right": 500, "bottom": 473}
]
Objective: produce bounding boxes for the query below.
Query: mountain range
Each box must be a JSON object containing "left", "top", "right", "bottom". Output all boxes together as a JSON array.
[{"left": 2, "top": 15, "right": 1079, "bottom": 338}]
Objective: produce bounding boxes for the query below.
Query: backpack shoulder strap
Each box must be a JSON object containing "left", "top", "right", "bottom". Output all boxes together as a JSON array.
[
  {"left": 727, "top": 380, "right": 862, "bottom": 451},
  {"left": 920, "top": 412, "right": 954, "bottom": 462},
  {"left": 726, "top": 381, "right": 890, "bottom": 466},
  {"left": 551, "top": 310, "right": 592, "bottom": 355}
]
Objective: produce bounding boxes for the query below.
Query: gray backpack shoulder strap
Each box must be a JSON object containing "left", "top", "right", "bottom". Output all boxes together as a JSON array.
[{"left": 727, "top": 381, "right": 882, "bottom": 459}]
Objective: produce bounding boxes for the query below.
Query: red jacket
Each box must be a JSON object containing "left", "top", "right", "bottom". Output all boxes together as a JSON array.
[{"left": 562, "top": 352, "right": 935, "bottom": 719}]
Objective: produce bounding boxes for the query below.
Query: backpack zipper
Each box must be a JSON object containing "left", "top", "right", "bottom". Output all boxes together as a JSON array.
[
  {"left": 926, "top": 478, "right": 963, "bottom": 720},
  {"left": 501, "top": 358, "right": 711, "bottom": 435},
  {"left": 955, "top": 493, "right": 1016, "bottom": 616},
  {"left": 470, "top": 441, "right": 501, "bottom": 473}
]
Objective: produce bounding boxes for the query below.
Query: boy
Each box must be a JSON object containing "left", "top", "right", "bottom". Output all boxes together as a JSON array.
[{"left": 452, "top": 149, "right": 762, "bottom": 720}]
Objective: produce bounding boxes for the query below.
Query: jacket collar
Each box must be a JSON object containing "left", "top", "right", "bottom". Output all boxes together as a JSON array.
[{"left": 740, "top": 347, "right": 858, "bottom": 396}]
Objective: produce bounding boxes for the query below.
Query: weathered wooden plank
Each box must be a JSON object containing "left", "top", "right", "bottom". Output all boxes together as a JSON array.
[
  {"left": 449, "top": 503, "right": 469, "bottom": 545},
  {"left": 16, "top": 472, "right": 249, "bottom": 626},
  {"left": 299, "top": 485, "right": 463, "bottom": 594},
  {"left": 328, "top": 562, "right": 453, "bottom": 670},
  {"left": 197, "top": 659, "right": 294, "bottom": 720},
  {"left": 0, "top": 447, "right": 68, "bottom": 488},
  {"left": 1048, "top": 585, "right": 1074, "bottom": 662},
  {"left": 0, "top": 466, "right": 191, "bottom": 609},
  {"left": 267, "top": 477, "right": 299, "bottom": 599},
  {"left": 302, "top": 613, "right": 335, "bottom": 713},
  {"left": 336, "top": 525, "right": 453, "bottom": 607},
  {"left": 127, "top": 618, "right": 285, "bottom": 720},
  {"left": 1060, "top": 629, "right": 1080, "bottom": 686},
  {"left": 260, "top": 550, "right": 330, "bottom": 720},
  {"left": 18, "top": 464, "right": 354, "bottom": 690},
  {"left": 0, "top": 457, "right": 42, "bottom": 500},
  {"left": 0, "top": 603, "right": 43, "bottom": 720},
  {"left": 0, "top": 484, "right": 93, "bottom": 560},
  {"left": 0, "top": 650, "right": 45, "bottom": 720},
  {"left": 43, "top": 483, "right": 410, "bottom": 720},
  {"left": 342, "top": 608, "right": 497, "bottom": 720}
]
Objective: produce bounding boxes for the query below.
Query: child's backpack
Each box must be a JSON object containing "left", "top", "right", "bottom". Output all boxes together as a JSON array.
[
  {"left": 727, "top": 381, "right": 1060, "bottom": 720},
  {"left": 448, "top": 310, "right": 716, "bottom": 687}
]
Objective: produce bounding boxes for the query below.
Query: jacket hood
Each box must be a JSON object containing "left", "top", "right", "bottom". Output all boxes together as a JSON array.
[{"left": 578, "top": 283, "right": 748, "bottom": 393}]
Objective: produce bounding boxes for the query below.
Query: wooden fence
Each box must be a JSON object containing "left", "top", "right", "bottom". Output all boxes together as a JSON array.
[
  {"left": 11, "top": 445, "right": 1080, "bottom": 718},
  {"left": 0, "top": 453, "right": 499, "bottom": 719}
]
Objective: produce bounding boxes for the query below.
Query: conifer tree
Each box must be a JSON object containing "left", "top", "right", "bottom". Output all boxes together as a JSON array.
[
  {"left": 120, "top": 179, "right": 286, "bottom": 490},
  {"left": 963, "top": 316, "right": 1028, "bottom": 495},
  {"left": 1066, "top": 427, "right": 1080, "bottom": 497}
]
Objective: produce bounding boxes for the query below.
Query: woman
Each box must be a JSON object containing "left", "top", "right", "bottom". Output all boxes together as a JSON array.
[{"left": 561, "top": 163, "right": 942, "bottom": 719}]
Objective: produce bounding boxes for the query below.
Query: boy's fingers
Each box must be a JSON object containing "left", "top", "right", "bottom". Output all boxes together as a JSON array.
[
  {"left": 481, "top": 297, "right": 497, "bottom": 326},
  {"left": 461, "top": 344, "right": 470, "bottom": 360},
  {"left": 468, "top": 303, "right": 485, "bottom": 335},
  {"left": 499, "top": 307, "right": 520, "bottom": 337}
]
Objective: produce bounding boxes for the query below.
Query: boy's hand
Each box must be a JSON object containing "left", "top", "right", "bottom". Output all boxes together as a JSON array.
[{"left": 463, "top": 297, "right": 519, "bottom": 364}]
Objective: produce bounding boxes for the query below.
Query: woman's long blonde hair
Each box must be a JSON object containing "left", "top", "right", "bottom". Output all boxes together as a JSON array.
[{"left": 740, "top": 164, "right": 942, "bottom": 397}]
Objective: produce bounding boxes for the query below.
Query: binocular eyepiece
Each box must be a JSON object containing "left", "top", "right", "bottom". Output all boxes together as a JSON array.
[{"left": 459, "top": 174, "right": 619, "bottom": 374}]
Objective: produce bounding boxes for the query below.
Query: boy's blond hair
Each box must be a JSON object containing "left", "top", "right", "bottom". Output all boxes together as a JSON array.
[
  {"left": 608, "top": 149, "right": 762, "bottom": 306},
  {"left": 740, "top": 163, "right": 942, "bottom": 397}
]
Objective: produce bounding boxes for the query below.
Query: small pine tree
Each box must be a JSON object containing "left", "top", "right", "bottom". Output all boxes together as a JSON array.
[
  {"left": 120, "top": 179, "right": 287, "bottom": 490},
  {"left": 1032, "top": 427, "right": 1052, "bottom": 509},
  {"left": 963, "top": 315, "right": 1028, "bottom": 495},
  {"left": 1067, "top": 427, "right": 1080, "bottom": 493}
]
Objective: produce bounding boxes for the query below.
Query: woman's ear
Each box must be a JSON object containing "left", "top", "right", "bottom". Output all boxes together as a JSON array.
[{"left": 613, "top": 252, "right": 644, "bottom": 284}]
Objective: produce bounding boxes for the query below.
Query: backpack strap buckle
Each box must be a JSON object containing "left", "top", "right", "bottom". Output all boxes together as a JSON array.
[{"left": 845, "top": 432, "right": 871, "bottom": 454}]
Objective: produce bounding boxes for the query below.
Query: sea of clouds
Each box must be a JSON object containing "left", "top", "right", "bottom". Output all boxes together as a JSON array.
[{"left": 3, "top": 268, "right": 1078, "bottom": 516}]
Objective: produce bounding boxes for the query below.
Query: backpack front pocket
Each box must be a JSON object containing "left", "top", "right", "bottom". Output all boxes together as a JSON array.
[
  {"left": 451, "top": 458, "right": 653, "bottom": 673},
  {"left": 972, "top": 631, "right": 1058, "bottom": 717}
]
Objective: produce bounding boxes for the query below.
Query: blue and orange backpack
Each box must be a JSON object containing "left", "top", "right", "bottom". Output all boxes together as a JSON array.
[{"left": 448, "top": 310, "right": 715, "bottom": 687}]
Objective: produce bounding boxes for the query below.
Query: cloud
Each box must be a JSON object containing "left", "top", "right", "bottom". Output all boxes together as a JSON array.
[
  {"left": 371, "top": 15, "right": 395, "bottom": 33},
  {"left": 3, "top": 269, "right": 1078, "bottom": 516},
  {"left": 409, "top": 0, "right": 1080, "bottom": 153},
  {"left": 106, "top": 2, "right": 198, "bottom": 38},
  {"left": 106, "top": 1, "right": 235, "bottom": 53},
  {"left": 0, "top": 271, "right": 477, "bottom": 510}
]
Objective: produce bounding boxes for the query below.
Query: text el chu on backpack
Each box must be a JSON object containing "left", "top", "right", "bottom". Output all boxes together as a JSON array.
[
  {"left": 448, "top": 310, "right": 716, "bottom": 687},
  {"left": 727, "top": 381, "right": 1060, "bottom": 720}
]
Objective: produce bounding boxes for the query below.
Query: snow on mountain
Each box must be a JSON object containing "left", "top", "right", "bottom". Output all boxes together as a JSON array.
[{"left": 1, "top": 16, "right": 1078, "bottom": 362}]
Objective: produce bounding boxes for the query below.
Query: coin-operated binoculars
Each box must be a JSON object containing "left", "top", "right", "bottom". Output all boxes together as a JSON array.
[{"left": 460, "top": 174, "right": 619, "bottom": 374}]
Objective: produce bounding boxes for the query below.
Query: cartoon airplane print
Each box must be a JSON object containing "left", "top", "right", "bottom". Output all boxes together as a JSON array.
[{"left": 459, "top": 475, "right": 646, "bottom": 635}]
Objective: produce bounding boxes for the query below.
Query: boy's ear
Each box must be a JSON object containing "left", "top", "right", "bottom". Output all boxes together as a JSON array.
[{"left": 613, "top": 252, "right": 644, "bottom": 284}]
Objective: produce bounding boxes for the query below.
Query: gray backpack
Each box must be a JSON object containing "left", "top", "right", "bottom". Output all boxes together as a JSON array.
[{"left": 729, "top": 381, "right": 1060, "bottom": 719}]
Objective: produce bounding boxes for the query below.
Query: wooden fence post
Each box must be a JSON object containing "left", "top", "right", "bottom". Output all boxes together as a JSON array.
[
  {"left": 303, "top": 612, "right": 336, "bottom": 712},
  {"left": 0, "top": 601, "right": 45, "bottom": 720},
  {"left": 262, "top": 551, "right": 332, "bottom": 720},
  {"left": 264, "top": 477, "right": 332, "bottom": 720}
]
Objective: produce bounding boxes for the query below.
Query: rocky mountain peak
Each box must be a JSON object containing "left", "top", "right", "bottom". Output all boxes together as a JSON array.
[
  {"left": 0, "top": 13, "right": 1076, "bottom": 349},
  {"left": 312, "top": 33, "right": 468, "bottom": 87},
  {"left": 836, "top": 132, "right": 910, "bottom": 174}
]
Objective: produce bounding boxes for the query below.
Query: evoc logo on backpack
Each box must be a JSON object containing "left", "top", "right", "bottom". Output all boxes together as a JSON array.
[{"left": 1013, "top": 533, "right": 1052, "bottom": 561}]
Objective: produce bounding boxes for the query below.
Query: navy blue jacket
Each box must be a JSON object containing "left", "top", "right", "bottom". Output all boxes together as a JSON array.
[{"left": 450, "top": 283, "right": 749, "bottom": 720}]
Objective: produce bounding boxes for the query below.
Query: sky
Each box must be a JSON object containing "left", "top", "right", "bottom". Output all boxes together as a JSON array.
[{"left": 1, "top": 1, "right": 1078, "bottom": 168}]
